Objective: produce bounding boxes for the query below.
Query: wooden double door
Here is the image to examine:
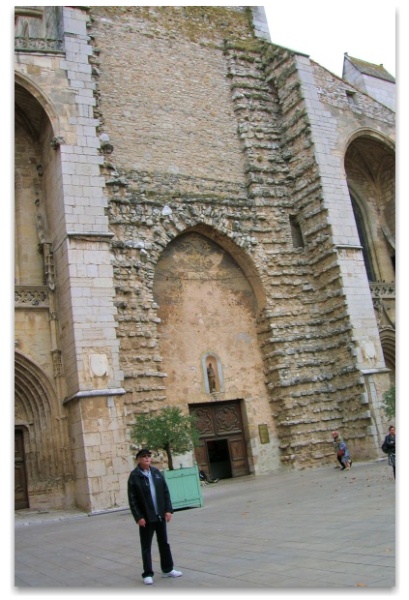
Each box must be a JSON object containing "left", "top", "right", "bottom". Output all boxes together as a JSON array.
[
  {"left": 15, "top": 428, "right": 29, "bottom": 510},
  {"left": 190, "top": 400, "right": 249, "bottom": 480}
]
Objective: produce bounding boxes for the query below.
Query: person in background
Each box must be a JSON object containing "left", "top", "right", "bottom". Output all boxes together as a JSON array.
[
  {"left": 128, "top": 448, "right": 183, "bottom": 585},
  {"left": 382, "top": 425, "right": 396, "bottom": 479},
  {"left": 332, "top": 431, "right": 352, "bottom": 470},
  {"left": 199, "top": 469, "right": 219, "bottom": 485}
]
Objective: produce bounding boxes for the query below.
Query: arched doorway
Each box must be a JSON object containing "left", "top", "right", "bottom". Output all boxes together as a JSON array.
[{"left": 14, "top": 352, "right": 72, "bottom": 510}]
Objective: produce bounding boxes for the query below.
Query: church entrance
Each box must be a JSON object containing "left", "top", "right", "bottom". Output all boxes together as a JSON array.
[
  {"left": 190, "top": 400, "right": 249, "bottom": 480},
  {"left": 205, "top": 438, "right": 232, "bottom": 479}
]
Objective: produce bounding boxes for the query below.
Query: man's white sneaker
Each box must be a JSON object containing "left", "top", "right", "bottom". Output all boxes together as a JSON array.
[
  {"left": 162, "top": 569, "right": 182, "bottom": 578},
  {"left": 143, "top": 576, "right": 153, "bottom": 585}
]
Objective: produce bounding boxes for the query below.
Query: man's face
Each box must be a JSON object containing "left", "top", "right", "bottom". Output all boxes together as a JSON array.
[{"left": 138, "top": 454, "right": 152, "bottom": 469}]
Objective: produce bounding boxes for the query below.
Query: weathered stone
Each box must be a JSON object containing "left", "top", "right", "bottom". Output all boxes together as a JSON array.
[{"left": 14, "top": 6, "right": 395, "bottom": 513}]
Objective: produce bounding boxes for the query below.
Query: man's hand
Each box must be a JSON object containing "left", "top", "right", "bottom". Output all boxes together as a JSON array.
[
  {"left": 137, "top": 518, "right": 146, "bottom": 527},
  {"left": 165, "top": 512, "right": 172, "bottom": 522}
]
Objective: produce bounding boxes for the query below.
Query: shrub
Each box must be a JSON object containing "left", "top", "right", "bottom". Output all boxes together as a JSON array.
[{"left": 130, "top": 406, "right": 200, "bottom": 470}]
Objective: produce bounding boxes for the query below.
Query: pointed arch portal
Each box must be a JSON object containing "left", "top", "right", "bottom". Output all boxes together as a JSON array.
[
  {"left": 14, "top": 352, "right": 62, "bottom": 509},
  {"left": 153, "top": 228, "right": 271, "bottom": 477}
]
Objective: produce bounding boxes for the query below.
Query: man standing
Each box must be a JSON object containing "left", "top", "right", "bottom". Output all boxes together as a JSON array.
[
  {"left": 382, "top": 425, "right": 396, "bottom": 479},
  {"left": 128, "top": 448, "right": 183, "bottom": 585}
]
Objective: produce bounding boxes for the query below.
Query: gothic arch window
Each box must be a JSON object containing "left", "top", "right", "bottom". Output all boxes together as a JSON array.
[
  {"left": 344, "top": 133, "right": 395, "bottom": 285},
  {"left": 350, "top": 196, "right": 376, "bottom": 281}
]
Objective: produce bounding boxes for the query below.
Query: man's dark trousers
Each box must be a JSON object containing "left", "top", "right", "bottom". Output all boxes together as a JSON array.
[{"left": 139, "top": 518, "right": 174, "bottom": 577}]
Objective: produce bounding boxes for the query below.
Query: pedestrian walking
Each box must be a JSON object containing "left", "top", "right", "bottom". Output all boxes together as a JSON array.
[
  {"left": 127, "top": 448, "right": 183, "bottom": 585},
  {"left": 382, "top": 425, "right": 396, "bottom": 479},
  {"left": 332, "top": 431, "right": 352, "bottom": 470}
]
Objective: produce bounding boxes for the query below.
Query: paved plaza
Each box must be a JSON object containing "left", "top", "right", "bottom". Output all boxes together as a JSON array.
[{"left": 13, "top": 459, "right": 398, "bottom": 595}]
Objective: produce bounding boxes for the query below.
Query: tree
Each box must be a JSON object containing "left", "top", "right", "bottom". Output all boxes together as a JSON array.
[
  {"left": 130, "top": 406, "right": 201, "bottom": 470},
  {"left": 382, "top": 385, "right": 395, "bottom": 419}
]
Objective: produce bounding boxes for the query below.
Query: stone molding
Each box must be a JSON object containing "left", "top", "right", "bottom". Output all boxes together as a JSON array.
[
  {"left": 15, "top": 286, "right": 49, "bottom": 308},
  {"left": 63, "top": 388, "right": 126, "bottom": 405}
]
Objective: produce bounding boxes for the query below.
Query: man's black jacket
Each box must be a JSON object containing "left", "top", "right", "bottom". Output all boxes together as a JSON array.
[{"left": 128, "top": 465, "right": 173, "bottom": 523}]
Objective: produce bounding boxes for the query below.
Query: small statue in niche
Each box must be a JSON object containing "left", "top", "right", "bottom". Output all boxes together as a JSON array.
[{"left": 207, "top": 363, "right": 216, "bottom": 392}]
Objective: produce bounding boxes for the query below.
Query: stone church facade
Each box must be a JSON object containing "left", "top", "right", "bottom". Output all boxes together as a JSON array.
[{"left": 14, "top": 6, "right": 395, "bottom": 513}]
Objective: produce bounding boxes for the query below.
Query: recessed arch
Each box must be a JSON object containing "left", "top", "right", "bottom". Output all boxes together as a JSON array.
[
  {"left": 379, "top": 329, "right": 395, "bottom": 372},
  {"left": 169, "top": 223, "right": 267, "bottom": 314},
  {"left": 152, "top": 228, "right": 269, "bottom": 414},
  {"left": 343, "top": 127, "right": 395, "bottom": 156},
  {"left": 14, "top": 352, "right": 59, "bottom": 482},
  {"left": 14, "top": 351, "right": 57, "bottom": 435},
  {"left": 344, "top": 131, "right": 396, "bottom": 284},
  {"left": 15, "top": 73, "right": 60, "bottom": 140}
]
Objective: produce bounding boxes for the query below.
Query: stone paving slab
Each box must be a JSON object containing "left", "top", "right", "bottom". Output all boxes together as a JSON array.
[{"left": 13, "top": 460, "right": 399, "bottom": 596}]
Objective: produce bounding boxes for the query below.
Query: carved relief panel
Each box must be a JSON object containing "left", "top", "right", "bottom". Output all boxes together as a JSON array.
[{"left": 190, "top": 400, "right": 249, "bottom": 478}]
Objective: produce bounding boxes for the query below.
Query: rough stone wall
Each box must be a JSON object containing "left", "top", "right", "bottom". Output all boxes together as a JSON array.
[
  {"left": 91, "top": 6, "right": 251, "bottom": 184},
  {"left": 232, "top": 43, "right": 370, "bottom": 464},
  {"left": 88, "top": 7, "right": 378, "bottom": 469}
]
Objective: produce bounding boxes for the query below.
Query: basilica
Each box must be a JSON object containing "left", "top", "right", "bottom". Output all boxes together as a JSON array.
[{"left": 14, "top": 6, "right": 395, "bottom": 512}]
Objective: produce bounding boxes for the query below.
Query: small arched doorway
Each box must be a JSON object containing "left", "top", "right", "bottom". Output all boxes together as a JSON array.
[{"left": 14, "top": 352, "right": 72, "bottom": 510}]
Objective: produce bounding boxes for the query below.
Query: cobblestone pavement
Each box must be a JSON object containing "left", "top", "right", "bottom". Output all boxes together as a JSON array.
[{"left": 12, "top": 459, "right": 400, "bottom": 597}]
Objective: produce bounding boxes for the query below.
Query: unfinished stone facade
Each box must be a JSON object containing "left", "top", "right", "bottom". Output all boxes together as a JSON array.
[{"left": 14, "top": 6, "right": 395, "bottom": 513}]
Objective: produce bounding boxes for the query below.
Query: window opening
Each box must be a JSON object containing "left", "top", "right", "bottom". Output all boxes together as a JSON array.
[{"left": 289, "top": 214, "right": 304, "bottom": 248}]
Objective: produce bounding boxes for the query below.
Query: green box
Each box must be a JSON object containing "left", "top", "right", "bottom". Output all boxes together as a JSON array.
[{"left": 164, "top": 466, "right": 203, "bottom": 509}]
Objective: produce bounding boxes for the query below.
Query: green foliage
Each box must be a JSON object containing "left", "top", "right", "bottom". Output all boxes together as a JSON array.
[
  {"left": 130, "top": 406, "right": 201, "bottom": 470},
  {"left": 382, "top": 385, "right": 395, "bottom": 418}
]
